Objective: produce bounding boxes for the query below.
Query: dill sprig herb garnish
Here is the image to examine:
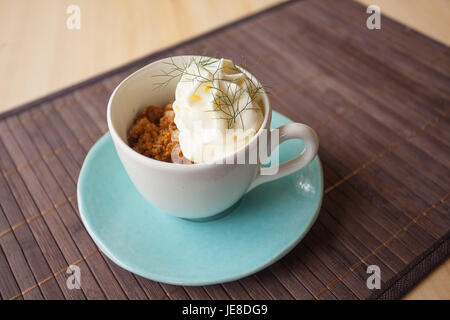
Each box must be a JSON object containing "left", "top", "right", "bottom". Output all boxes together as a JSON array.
[
  {"left": 152, "top": 56, "right": 219, "bottom": 89},
  {"left": 152, "top": 56, "right": 264, "bottom": 129}
]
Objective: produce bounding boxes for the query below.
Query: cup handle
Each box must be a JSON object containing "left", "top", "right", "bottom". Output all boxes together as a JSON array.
[{"left": 247, "top": 123, "right": 319, "bottom": 192}]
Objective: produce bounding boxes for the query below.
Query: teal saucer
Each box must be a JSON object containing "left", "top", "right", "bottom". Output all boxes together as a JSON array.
[{"left": 78, "top": 111, "right": 323, "bottom": 286}]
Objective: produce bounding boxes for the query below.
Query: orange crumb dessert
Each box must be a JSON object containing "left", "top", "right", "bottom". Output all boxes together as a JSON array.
[{"left": 128, "top": 102, "right": 191, "bottom": 163}]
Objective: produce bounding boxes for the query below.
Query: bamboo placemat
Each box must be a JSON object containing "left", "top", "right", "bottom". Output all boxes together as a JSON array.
[{"left": 0, "top": 0, "right": 448, "bottom": 300}]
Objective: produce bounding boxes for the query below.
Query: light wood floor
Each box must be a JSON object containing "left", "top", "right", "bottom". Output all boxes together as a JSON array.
[{"left": 0, "top": 0, "right": 448, "bottom": 299}]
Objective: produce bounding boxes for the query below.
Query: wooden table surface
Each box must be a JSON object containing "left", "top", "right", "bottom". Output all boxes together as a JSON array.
[{"left": 0, "top": 0, "right": 448, "bottom": 300}]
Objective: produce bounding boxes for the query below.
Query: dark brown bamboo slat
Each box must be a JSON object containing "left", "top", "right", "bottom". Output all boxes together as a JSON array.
[
  {"left": 254, "top": 268, "right": 296, "bottom": 300},
  {"left": 161, "top": 283, "right": 190, "bottom": 300},
  {"left": 292, "top": 245, "right": 358, "bottom": 300},
  {"left": 239, "top": 276, "right": 273, "bottom": 300},
  {"left": 268, "top": 260, "right": 315, "bottom": 299},
  {"left": 201, "top": 284, "right": 231, "bottom": 300},
  {"left": 0, "top": 177, "right": 65, "bottom": 300},
  {"left": 0, "top": 244, "right": 21, "bottom": 299},
  {"left": 206, "top": 286, "right": 228, "bottom": 300},
  {"left": 15, "top": 109, "right": 120, "bottom": 299},
  {"left": 221, "top": 281, "right": 252, "bottom": 300},
  {"left": 133, "top": 276, "right": 169, "bottom": 300},
  {"left": 319, "top": 204, "right": 402, "bottom": 276},
  {"left": 0, "top": 0, "right": 448, "bottom": 300},
  {"left": 31, "top": 113, "right": 129, "bottom": 300},
  {"left": 303, "top": 228, "right": 372, "bottom": 299},
  {"left": 99, "top": 253, "right": 147, "bottom": 300},
  {"left": 321, "top": 112, "right": 448, "bottom": 239},
  {"left": 330, "top": 184, "right": 416, "bottom": 263},
  {"left": 0, "top": 219, "right": 43, "bottom": 300},
  {"left": 0, "top": 135, "right": 87, "bottom": 300}
]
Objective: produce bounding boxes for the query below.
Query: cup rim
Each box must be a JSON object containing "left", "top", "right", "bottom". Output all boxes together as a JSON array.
[{"left": 107, "top": 55, "right": 271, "bottom": 171}]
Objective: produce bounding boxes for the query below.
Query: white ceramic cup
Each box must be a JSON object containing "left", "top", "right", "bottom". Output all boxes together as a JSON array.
[{"left": 107, "top": 56, "right": 319, "bottom": 219}]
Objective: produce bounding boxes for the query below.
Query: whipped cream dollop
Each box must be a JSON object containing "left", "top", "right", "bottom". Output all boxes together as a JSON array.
[{"left": 173, "top": 58, "right": 264, "bottom": 164}]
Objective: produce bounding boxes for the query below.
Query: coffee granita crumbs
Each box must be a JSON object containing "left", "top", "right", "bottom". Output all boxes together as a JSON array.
[{"left": 128, "top": 102, "right": 191, "bottom": 163}]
